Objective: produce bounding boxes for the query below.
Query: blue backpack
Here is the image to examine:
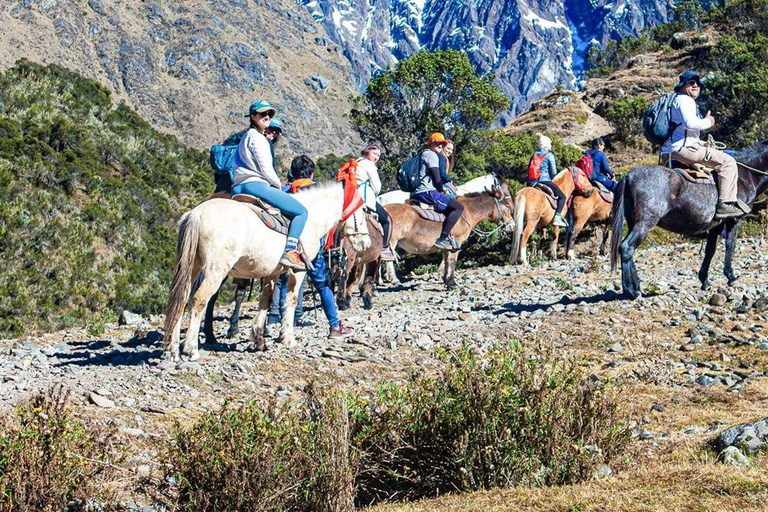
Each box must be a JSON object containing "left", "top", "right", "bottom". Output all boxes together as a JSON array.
[
  {"left": 643, "top": 93, "right": 680, "bottom": 146},
  {"left": 396, "top": 153, "right": 422, "bottom": 192},
  {"left": 209, "top": 132, "right": 245, "bottom": 192}
]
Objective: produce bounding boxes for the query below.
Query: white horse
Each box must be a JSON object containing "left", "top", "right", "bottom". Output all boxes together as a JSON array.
[{"left": 163, "top": 181, "right": 371, "bottom": 362}]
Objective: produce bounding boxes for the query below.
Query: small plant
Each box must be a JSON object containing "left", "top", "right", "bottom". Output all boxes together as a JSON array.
[
  {"left": 0, "top": 386, "right": 120, "bottom": 510},
  {"left": 553, "top": 276, "right": 575, "bottom": 291},
  {"left": 413, "top": 263, "right": 438, "bottom": 275}
]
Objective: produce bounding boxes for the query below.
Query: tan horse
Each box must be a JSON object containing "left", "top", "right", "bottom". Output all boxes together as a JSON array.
[
  {"left": 509, "top": 167, "right": 594, "bottom": 265},
  {"left": 382, "top": 176, "right": 515, "bottom": 290},
  {"left": 564, "top": 190, "right": 613, "bottom": 259}
]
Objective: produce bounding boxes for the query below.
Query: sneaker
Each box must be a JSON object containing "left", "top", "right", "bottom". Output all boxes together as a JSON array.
[
  {"left": 328, "top": 322, "right": 354, "bottom": 340},
  {"left": 279, "top": 249, "right": 306, "bottom": 270},
  {"left": 380, "top": 247, "right": 396, "bottom": 261},
  {"left": 552, "top": 214, "right": 568, "bottom": 227},
  {"left": 715, "top": 202, "right": 742, "bottom": 219},
  {"left": 294, "top": 315, "right": 316, "bottom": 327},
  {"left": 433, "top": 236, "right": 455, "bottom": 250}
]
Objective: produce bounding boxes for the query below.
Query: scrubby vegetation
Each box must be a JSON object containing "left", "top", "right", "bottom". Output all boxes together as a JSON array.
[
  {"left": 0, "top": 387, "right": 119, "bottom": 511},
  {"left": 0, "top": 60, "right": 210, "bottom": 337},
  {"left": 158, "top": 345, "right": 630, "bottom": 510}
]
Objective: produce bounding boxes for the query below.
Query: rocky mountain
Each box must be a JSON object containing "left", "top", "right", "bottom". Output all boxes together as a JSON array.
[
  {"left": 0, "top": 0, "right": 361, "bottom": 158},
  {"left": 301, "top": 0, "right": 677, "bottom": 125}
]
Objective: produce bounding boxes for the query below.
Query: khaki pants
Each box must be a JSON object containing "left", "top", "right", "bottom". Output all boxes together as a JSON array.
[{"left": 672, "top": 145, "right": 738, "bottom": 203}]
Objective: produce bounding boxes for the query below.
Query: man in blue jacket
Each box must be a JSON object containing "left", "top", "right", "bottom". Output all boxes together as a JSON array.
[{"left": 584, "top": 138, "right": 617, "bottom": 192}]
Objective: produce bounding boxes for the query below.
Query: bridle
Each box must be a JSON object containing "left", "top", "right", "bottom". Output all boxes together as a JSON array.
[{"left": 462, "top": 176, "right": 515, "bottom": 238}]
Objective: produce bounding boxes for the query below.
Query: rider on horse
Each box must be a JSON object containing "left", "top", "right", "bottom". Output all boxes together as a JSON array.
[
  {"left": 527, "top": 134, "right": 567, "bottom": 227},
  {"left": 356, "top": 144, "right": 396, "bottom": 261},
  {"left": 660, "top": 70, "right": 742, "bottom": 219},
  {"left": 583, "top": 137, "right": 617, "bottom": 192},
  {"left": 231, "top": 100, "right": 308, "bottom": 270},
  {"left": 410, "top": 132, "right": 465, "bottom": 250}
]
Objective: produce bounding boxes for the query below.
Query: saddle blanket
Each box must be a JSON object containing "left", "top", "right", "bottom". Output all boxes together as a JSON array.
[
  {"left": 671, "top": 168, "right": 716, "bottom": 186},
  {"left": 592, "top": 182, "right": 614, "bottom": 203},
  {"left": 367, "top": 214, "right": 385, "bottom": 236},
  {"left": 229, "top": 193, "right": 289, "bottom": 235},
  {"left": 533, "top": 183, "right": 558, "bottom": 209},
  {"left": 411, "top": 205, "right": 446, "bottom": 222}
]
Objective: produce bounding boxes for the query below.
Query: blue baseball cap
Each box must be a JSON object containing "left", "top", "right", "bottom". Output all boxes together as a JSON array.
[{"left": 267, "top": 118, "right": 282, "bottom": 133}]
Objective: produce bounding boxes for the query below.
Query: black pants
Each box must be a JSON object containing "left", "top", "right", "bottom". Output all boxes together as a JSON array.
[
  {"left": 441, "top": 197, "right": 464, "bottom": 239},
  {"left": 375, "top": 202, "right": 392, "bottom": 247},
  {"left": 538, "top": 181, "right": 565, "bottom": 215}
]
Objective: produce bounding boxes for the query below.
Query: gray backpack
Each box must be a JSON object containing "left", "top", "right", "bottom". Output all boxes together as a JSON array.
[{"left": 643, "top": 93, "right": 680, "bottom": 146}]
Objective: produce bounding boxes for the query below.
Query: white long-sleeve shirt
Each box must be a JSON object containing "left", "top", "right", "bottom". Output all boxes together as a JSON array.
[
  {"left": 232, "top": 128, "right": 281, "bottom": 188},
  {"left": 661, "top": 94, "right": 713, "bottom": 154},
  {"left": 356, "top": 158, "right": 382, "bottom": 210}
]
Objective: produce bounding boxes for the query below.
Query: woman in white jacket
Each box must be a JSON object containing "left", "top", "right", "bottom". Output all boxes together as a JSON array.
[
  {"left": 661, "top": 70, "right": 741, "bottom": 219},
  {"left": 231, "top": 100, "right": 308, "bottom": 270},
  {"left": 356, "top": 145, "right": 395, "bottom": 261}
]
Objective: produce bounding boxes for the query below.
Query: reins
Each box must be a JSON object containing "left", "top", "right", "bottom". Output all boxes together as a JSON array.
[
  {"left": 459, "top": 180, "right": 514, "bottom": 238},
  {"left": 708, "top": 135, "right": 768, "bottom": 177}
]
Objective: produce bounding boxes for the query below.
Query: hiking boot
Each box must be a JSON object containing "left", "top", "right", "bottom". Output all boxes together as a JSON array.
[
  {"left": 328, "top": 322, "right": 354, "bottom": 340},
  {"left": 434, "top": 236, "right": 456, "bottom": 250},
  {"left": 294, "top": 315, "right": 316, "bottom": 327},
  {"left": 715, "top": 202, "right": 743, "bottom": 219},
  {"left": 552, "top": 214, "right": 568, "bottom": 227},
  {"left": 279, "top": 249, "right": 306, "bottom": 270},
  {"left": 380, "top": 247, "right": 397, "bottom": 261}
]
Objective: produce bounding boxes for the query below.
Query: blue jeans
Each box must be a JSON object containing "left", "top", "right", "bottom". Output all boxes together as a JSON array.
[
  {"left": 592, "top": 174, "right": 617, "bottom": 192},
  {"left": 271, "top": 252, "right": 339, "bottom": 328},
  {"left": 231, "top": 180, "right": 307, "bottom": 240}
]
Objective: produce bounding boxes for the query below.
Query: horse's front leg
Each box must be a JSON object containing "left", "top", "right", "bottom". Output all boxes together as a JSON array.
[
  {"left": 443, "top": 251, "right": 459, "bottom": 289},
  {"left": 279, "top": 271, "right": 303, "bottom": 349},
  {"left": 251, "top": 277, "right": 276, "bottom": 351},
  {"left": 599, "top": 225, "right": 610, "bottom": 256},
  {"left": 227, "top": 280, "right": 248, "bottom": 338},
  {"left": 203, "top": 280, "right": 224, "bottom": 345},
  {"left": 723, "top": 219, "right": 742, "bottom": 285},
  {"left": 698, "top": 228, "right": 720, "bottom": 290}
]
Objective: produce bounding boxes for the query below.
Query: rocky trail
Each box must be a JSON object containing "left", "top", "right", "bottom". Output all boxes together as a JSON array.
[{"left": 2, "top": 238, "right": 768, "bottom": 508}]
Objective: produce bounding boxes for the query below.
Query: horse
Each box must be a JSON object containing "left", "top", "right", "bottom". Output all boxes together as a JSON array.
[
  {"left": 377, "top": 174, "right": 500, "bottom": 282},
  {"left": 335, "top": 216, "right": 386, "bottom": 310},
  {"left": 610, "top": 140, "right": 768, "bottom": 298},
  {"left": 564, "top": 188, "right": 614, "bottom": 259},
  {"left": 379, "top": 176, "right": 514, "bottom": 290},
  {"left": 162, "top": 180, "right": 370, "bottom": 361},
  {"left": 509, "top": 167, "right": 594, "bottom": 265}
]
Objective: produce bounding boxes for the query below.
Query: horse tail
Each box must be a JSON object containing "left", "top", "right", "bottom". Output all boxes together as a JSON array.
[
  {"left": 509, "top": 194, "right": 526, "bottom": 264},
  {"left": 610, "top": 177, "right": 626, "bottom": 273},
  {"left": 163, "top": 211, "right": 201, "bottom": 339}
]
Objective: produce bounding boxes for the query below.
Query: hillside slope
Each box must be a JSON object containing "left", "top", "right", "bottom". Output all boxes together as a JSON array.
[{"left": 0, "top": 0, "right": 361, "bottom": 158}]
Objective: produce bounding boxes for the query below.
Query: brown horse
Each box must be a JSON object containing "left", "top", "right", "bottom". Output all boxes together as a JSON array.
[
  {"left": 509, "top": 167, "right": 594, "bottom": 265},
  {"left": 381, "top": 176, "right": 515, "bottom": 291},
  {"left": 336, "top": 216, "right": 386, "bottom": 310},
  {"left": 564, "top": 189, "right": 613, "bottom": 259}
]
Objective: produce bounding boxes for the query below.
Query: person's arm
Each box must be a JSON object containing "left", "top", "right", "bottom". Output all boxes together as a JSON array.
[
  {"left": 547, "top": 153, "right": 557, "bottom": 177},
  {"left": 251, "top": 134, "right": 282, "bottom": 188},
  {"left": 678, "top": 96, "right": 712, "bottom": 131},
  {"left": 600, "top": 153, "right": 614, "bottom": 178},
  {"left": 368, "top": 164, "right": 382, "bottom": 196},
  {"left": 423, "top": 151, "right": 443, "bottom": 191}
]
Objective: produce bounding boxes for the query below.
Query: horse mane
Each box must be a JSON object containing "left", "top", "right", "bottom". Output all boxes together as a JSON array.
[
  {"left": 734, "top": 139, "right": 768, "bottom": 167},
  {"left": 291, "top": 180, "right": 341, "bottom": 195}
]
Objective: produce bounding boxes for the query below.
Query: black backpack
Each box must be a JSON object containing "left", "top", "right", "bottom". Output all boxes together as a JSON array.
[
  {"left": 396, "top": 153, "right": 422, "bottom": 192},
  {"left": 643, "top": 92, "right": 680, "bottom": 146}
]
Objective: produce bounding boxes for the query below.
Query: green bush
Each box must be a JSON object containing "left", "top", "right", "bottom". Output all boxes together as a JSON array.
[
  {"left": 601, "top": 96, "right": 652, "bottom": 147},
  {"left": 157, "top": 345, "right": 631, "bottom": 509},
  {"left": 0, "top": 386, "right": 119, "bottom": 511}
]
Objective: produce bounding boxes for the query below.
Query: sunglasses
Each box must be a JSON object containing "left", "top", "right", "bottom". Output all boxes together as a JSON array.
[
  {"left": 685, "top": 80, "right": 700, "bottom": 87},
  {"left": 258, "top": 111, "right": 275, "bottom": 118}
]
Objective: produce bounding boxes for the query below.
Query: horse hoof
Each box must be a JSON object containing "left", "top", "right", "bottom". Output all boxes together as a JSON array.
[
  {"left": 701, "top": 281, "right": 711, "bottom": 291},
  {"left": 187, "top": 351, "right": 201, "bottom": 362},
  {"left": 363, "top": 297, "right": 373, "bottom": 310},
  {"left": 226, "top": 327, "right": 239, "bottom": 339},
  {"left": 254, "top": 341, "right": 267, "bottom": 352},
  {"left": 728, "top": 277, "right": 740, "bottom": 286},
  {"left": 566, "top": 250, "right": 575, "bottom": 260},
  {"left": 204, "top": 335, "right": 217, "bottom": 346}
]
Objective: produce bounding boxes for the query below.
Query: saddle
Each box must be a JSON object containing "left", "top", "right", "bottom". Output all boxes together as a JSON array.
[
  {"left": 366, "top": 212, "right": 385, "bottom": 236},
  {"left": 533, "top": 183, "right": 558, "bottom": 209},
  {"left": 591, "top": 181, "right": 614, "bottom": 203},
  {"left": 405, "top": 200, "right": 446, "bottom": 222},
  {"left": 231, "top": 193, "right": 289, "bottom": 234},
  {"left": 669, "top": 160, "right": 717, "bottom": 184}
]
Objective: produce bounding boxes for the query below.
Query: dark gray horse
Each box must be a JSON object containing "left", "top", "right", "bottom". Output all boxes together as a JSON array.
[
  {"left": 202, "top": 278, "right": 250, "bottom": 344},
  {"left": 610, "top": 140, "right": 768, "bottom": 298}
]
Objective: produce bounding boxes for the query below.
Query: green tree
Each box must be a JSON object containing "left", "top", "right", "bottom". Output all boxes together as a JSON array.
[{"left": 349, "top": 50, "right": 508, "bottom": 185}]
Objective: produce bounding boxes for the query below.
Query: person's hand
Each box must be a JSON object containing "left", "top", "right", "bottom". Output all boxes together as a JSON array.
[{"left": 705, "top": 110, "right": 715, "bottom": 127}]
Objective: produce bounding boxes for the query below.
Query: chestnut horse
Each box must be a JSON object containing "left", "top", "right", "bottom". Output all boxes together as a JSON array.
[
  {"left": 377, "top": 176, "right": 514, "bottom": 292},
  {"left": 564, "top": 190, "right": 613, "bottom": 259},
  {"left": 509, "top": 167, "right": 594, "bottom": 265}
]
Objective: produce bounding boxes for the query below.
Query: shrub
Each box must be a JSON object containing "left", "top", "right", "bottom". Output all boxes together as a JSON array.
[
  {"left": 601, "top": 96, "right": 652, "bottom": 147},
  {"left": 0, "top": 386, "right": 119, "bottom": 511},
  {"left": 352, "top": 344, "right": 631, "bottom": 504},
  {"left": 157, "top": 345, "right": 631, "bottom": 509},
  {"left": 159, "top": 385, "right": 354, "bottom": 512}
]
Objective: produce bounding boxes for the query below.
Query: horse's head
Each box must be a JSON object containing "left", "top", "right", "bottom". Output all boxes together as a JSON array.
[
  {"left": 341, "top": 203, "right": 371, "bottom": 252},
  {"left": 572, "top": 167, "right": 595, "bottom": 197},
  {"left": 490, "top": 174, "right": 516, "bottom": 234}
]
